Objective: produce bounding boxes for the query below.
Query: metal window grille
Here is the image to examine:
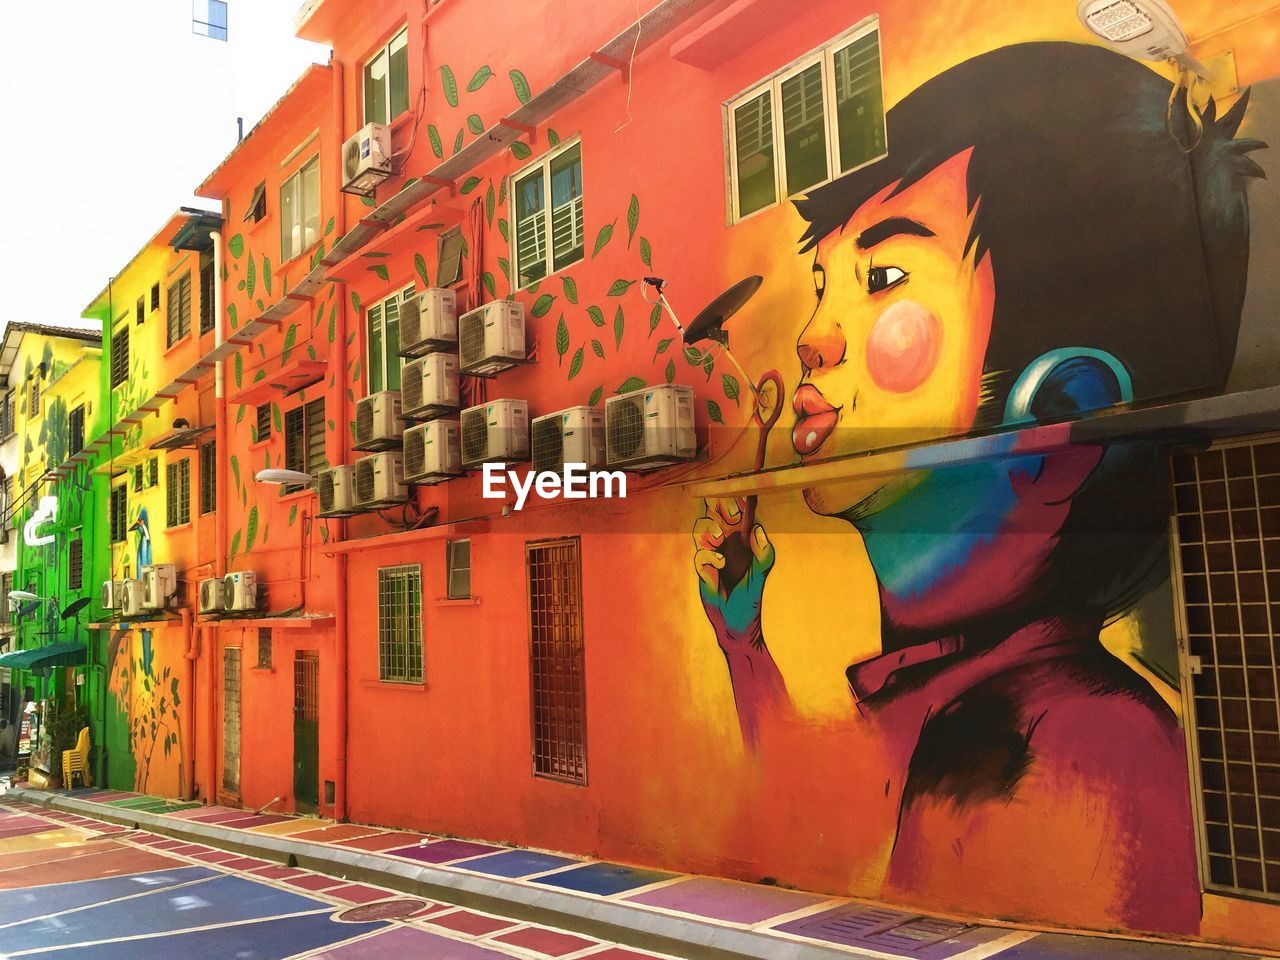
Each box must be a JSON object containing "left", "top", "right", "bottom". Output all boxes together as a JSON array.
[
  {"left": 0, "top": 573, "right": 12, "bottom": 626},
  {"left": 256, "top": 404, "right": 272, "bottom": 442},
  {"left": 447, "top": 539, "right": 471, "bottom": 599},
  {"left": 305, "top": 398, "right": 327, "bottom": 474},
  {"left": 527, "top": 537, "right": 587, "bottom": 784},
  {"left": 166, "top": 458, "right": 191, "bottom": 528},
  {"left": 68, "top": 405, "right": 84, "bottom": 456},
  {"left": 1171, "top": 436, "right": 1280, "bottom": 901},
  {"left": 257, "top": 628, "right": 273, "bottom": 669},
  {"left": 147, "top": 457, "right": 159, "bottom": 488},
  {"left": 109, "top": 485, "right": 127, "bottom": 543},
  {"left": 377, "top": 564, "right": 423, "bottom": 683},
  {"left": 222, "top": 647, "right": 241, "bottom": 793},
  {"left": 132, "top": 464, "right": 143, "bottom": 493},
  {"left": 199, "top": 250, "right": 215, "bottom": 333},
  {"left": 68, "top": 537, "right": 83, "bottom": 591},
  {"left": 295, "top": 650, "right": 319, "bottom": 721},
  {"left": 167, "top": 273, "right": 192, "bottom": 347},
  {"left": 29, "top": 378, "right": 38, "bottom": 419},
  {"left": 110, "top": 328, "right": 129, "bottom": 388},
  {"left": 0, "top": 392, "right": 12, "bottom": 436},
  {"left": 200, "top": 441, "right": 216, "bottom": 515},
  {"left": 151, "top": 283, "right": 160, "bottom": 312}
]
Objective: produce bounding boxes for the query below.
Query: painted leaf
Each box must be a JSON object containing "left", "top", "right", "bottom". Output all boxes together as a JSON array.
[
  {"left": 288, "top": 504, "right": 298, "bottom": 527},
  {"left": 415, "top": 253, "right": 429, "bottom": 287},
  {"left": 281, "top": 324, "right": 298, "bottom": 365},
  {"left": 271, "top": 403, "right": 282, "bottom": 433},
  {"left": 706, "top": 399, "right": 724, "bottom": 423},
  {"left": 257, "top": 299, "right": 265, "bottom": 311},
  {"left": 607, "top": 279, "right": 635, "bottom": 297},
  {"left": 497, "top": 256, "right": 510, "bottom": 280},
  {"left": 233, "top": 352, "right": 243, "bottom": 388},
  {"left": 245, "top": 507, "right": 259, "bottom": 554},
  {"left": 498, "top": 218, "right": 509, "bottom": 242},
  {"left": 613, "top": 305, "right": 625, "bottom": 348},
  {"left": 237, "top": 279, "right": 245, "bottom": 292},
  {"left": 509, "top": 141, "right": 531, "bottom": 160},
  {"left": 649, "top": 302, "right": 662, "bottom": 336},
  {"left": 588, "top": 384, "right": 603, "bottom": 406},
  {"left": 467, "top": 65, "right": 492, "bottom": 91},
  {"left": 453, "top": 129, "right": 465, "bottom": 155},
  {"left": 310, "top": 243, "right": 326, "bottom": 269},
  {"left": 482, "top": 272, "right": 495, "bottom": 297},
  {"left": 509, "top": 69, "right": 532, "bottom": 104},
  {"left": 561, "top": 276, "right": 578, "bottom": 304},
  {"left": 531, "top": 294, "right": 555, "bottom": 318},
  {"left": 556, "top": 315, "right": 569, "bottom": 363},
  {"left": 548, "top": 128, "right": 561, "bottom": 146},
  {"left": 441, "top": 65, "right": 459, "bottom": 106},
  {"left": 262, "top": 255, "right": 273, "bottom": 296},
  {"left": 665, "top": 358, "right": 676, "bottom": 383},
  {"left": 428, "top": 124, "right": 443, "bottom": 159},
  {"left": 351, "top": 291, "right": 362, "bottom": 312},
  {"left": 722, "top": 373, "right": 740, "bottom": 404},
  {"left": 592, "top": 222, "right": 614, "bottom": 258},
  {"left": 616, "top": 376, "right": 646, "bottom": 394},
  {"left": 328, "top": 302, "right": 337, "bottom": 343},
  {"left": 307, "top": 345, "right": 317, "bottom": 361},
  {"left": 246, "top": 254, "right": 256, "bottom": 298},
  {"left": 467, "top": 113, "right": 484, "bottom": 135},
  {"left": 626, "top": 194, "right": 639, "bottom": 247},
  {"left": 684, "top": 345, "right": 704, "bottom": 366},
  {"left": 361, "top": 195, "right": 376, "bottom": 206},
  {"left": 236, "top": 405, "right": 246, "bottom": 424},
  {"left": 591, "top": 339, "right": 604, "bottom": 359},
  {"left": 230, "top": 455, "right": 241, "bottom": 491},
  {"left": 485, "top": 182, "right": 495, "bottom": 226},
  {"left": 460, "top": 176, "right": 481, "bottom": 195},
  {"left": 587, "top": 306, "right": 605, "bottom": 328},
  {"left": 324, "top": 217, "right": 335, "bottom": 236},
  {"left": 228, "top": 234, "right": 244, "bottom": 258},
  {"left": 497, "top": 178, "right": 506, "bottom": 206},
  {"left": 654, "top": 337, "right": 673, "bottom": 359},
  {"left": 640, "top": 236, "right": 652, "bottom": 268},
  {"left": 567, "top": 346, "right": 584, "bottom": 380},
  {"left": 253, "top": 369, "right": 266, "bottom": 383},
  {"left": 369, "top": 264, "right": 390, "bottom": 281}
]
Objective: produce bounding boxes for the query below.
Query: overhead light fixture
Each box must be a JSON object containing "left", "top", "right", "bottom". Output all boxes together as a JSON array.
[
  {"left": 1077, "top": 0, "right": 1202, "bottom": 70},
  {"left": 255, "top": 468, "right": 314, "bottom": 485}
]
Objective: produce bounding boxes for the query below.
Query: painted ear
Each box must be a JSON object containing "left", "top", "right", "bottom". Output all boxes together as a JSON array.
[{"left": 1002, "top": 348, "right": 1133, "bottom": 427}]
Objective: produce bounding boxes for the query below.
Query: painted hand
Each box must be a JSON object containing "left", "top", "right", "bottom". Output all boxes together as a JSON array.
[{"left": 694, "top": 497, "right": 775, "bottom": 650}]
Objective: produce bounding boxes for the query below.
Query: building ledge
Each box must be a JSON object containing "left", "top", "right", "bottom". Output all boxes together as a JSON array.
[
  {"left": 197, "top": 613, "right": 334, "bottom": 629},
  {"left": 322, "top": 519, "right": 489, "bottom": 555}
]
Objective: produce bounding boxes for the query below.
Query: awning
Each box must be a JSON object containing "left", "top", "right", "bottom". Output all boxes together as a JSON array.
[{"left": 0, "top": 642, "right": 87, "bottom": 671}]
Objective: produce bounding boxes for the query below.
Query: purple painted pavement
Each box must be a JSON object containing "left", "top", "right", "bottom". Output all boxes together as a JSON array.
[
  {"left": 625, "top": 876, "right": 830, "bottom": 925},
  {"left": 307, "top": 926, "right": 520, "bottom": 958},
  {"left": 386, "top": 839, "right": 501, "bottom": 863}
]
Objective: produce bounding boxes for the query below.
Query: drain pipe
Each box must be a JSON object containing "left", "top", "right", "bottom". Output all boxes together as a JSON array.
[
  {"left": 210, "top": 228, "right": 227, "bottom": 804},
  {"left": 179, "top": 607, "right": 196, "bottom": 799}
]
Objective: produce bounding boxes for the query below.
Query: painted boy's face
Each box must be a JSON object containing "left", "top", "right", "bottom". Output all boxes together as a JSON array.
[{"left": 793, "top": 150, "right": 996, "bottom": 516}]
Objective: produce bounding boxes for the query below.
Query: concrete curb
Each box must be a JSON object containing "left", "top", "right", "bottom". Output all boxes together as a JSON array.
[{"left": 11, "top": 788, "right": 860, "bottom": 960}]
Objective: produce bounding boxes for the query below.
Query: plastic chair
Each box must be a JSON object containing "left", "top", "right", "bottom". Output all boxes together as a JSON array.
[{"left": 61, "top": 727, "right": 91, "bottom": 789}]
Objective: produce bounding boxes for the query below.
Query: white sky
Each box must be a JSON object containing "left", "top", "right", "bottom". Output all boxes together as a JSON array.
[{"left": 0, "top": 1, "right": 329, "bottom": 330}]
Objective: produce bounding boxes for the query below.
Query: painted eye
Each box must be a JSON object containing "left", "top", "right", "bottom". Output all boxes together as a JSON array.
[
  {"left": 867, "top": 266, "right": 907, "bottom": 294},
  {"left": 813, "top": 263, "right": 827, "bottom": 300}
]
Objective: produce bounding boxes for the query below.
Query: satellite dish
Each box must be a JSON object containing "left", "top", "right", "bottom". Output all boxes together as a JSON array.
[
  {"left": 61, "top": 597, "right": 91, "bottom": 620},
  {"left": 682, "top": 276, "right": 763, "bottom": 346}
]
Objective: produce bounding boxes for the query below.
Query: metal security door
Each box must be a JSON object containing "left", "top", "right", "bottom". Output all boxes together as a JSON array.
[
  {"left": 293, "top": 651, "right": 319, "bottom": 813},
  {"left": 221, "top": 647, "right": 241, "bottom": 796}
]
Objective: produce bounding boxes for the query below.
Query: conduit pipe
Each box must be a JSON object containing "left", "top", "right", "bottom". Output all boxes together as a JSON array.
[
  {"left": 210, "top": 228, "right": 227, "bottom": 804},
  {"left": 179, "top": 607, "right": 197, "bottom": 799}
]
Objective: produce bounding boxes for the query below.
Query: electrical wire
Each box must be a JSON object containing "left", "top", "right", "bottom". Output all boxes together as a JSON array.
[
  {"left": 1166, "top": 60, "right": 1205, "bottom": 153},
  {"left": 613, "top": 0, "right": 643, "bottom": 133}
]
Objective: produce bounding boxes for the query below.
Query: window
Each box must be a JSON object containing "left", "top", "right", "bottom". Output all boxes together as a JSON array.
[
  {"left": 132, "top": 464, "right": 143, "bottom": 493},
  {"left": 193, "top": 0, "right": 228, "bottom": 41},
  {"left": 68, "top": 405, "right": 85, "bottom": 456},
  {"left": 377, "top": 564, "right": 422, "bottom": 683},
  {"left": 151, "top": 283, "right": 161, "bottom": 312},
  {"left": 110, "top": 327, "right": 129, "bottom": 388},
  {"left": 511, "top": 142, "right": 584, "bottom": 288},
  {"left": 280, "top": 156, "right": 321, "bottom": 262},
  {"left": 29, "top": 377, "right": 39, "bottom": 419},
  {"left": 110, "top": 484, "right": 128, "bottom": 543},
  {"left": 167, "top": 273, "right": 192, "bottom": 347},
  {"left": 366, "top": 285, "right": 415, "bottom": 393},
  {"left": 0, "top": 392, "right": 13, "bottom": 437},
  {"left": 199, "top": 249, "right": 215, "bottom": 334},
  {"left": 257, "top": 628, "right": 273, "bottom": 669},
  {"left": 199, "top": 441, "right": 217, "bottom": 515},
  {"left": 727, "top": 20, "right": 884, "bottom": 221},
  {"left": 147, "top": 457, "right": 159, "bottom": 488},
  {"left": 527, "top": 538, "right": 586, "bottom": 783},
  {"left": 166, "top": 458, "right": 191, "bottom": 528},
  {"left": 363, "top": 26, "right": 409, "bottom": 125},
  {"left": 244, "top": 182, "right": 267, "bottom": 224},
  {"left": 68, "top": 535, "right": 83, "bottom": 591},
  {"left": 437, "top": 228, "right": 464, "bottom": 288},
  {"left": 284, "top": 398, "right": 326, "bottom": 491},
  {"left": 0, "top": 573, "right": 11, "bottom": 627},
  {"left": 136, "top": 295, "right": 145, "bottom": 325},
  {"left": 446, "top": 539, "right": 471, "bottom": 599},
  {"left": 255, "top": 404, "right": 272, "bottom": 442}
]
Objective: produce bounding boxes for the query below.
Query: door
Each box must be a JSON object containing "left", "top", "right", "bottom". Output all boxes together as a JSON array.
[
  {"left": 221, "top": 647, "right": 241, "bottom": 797},
  {"left": 293, "top": 651, "right": 319, "bottom": 813}
]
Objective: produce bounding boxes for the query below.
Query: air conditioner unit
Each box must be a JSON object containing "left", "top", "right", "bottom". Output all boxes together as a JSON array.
[
  {"left": 532, "top": 406, "right": 605, "bottom": 474},
  {"left": 198, "top": 577, "right": 225, "bottom": 615},
  {"left": 341, "top": 122, "right": 392, "bottom": 197},
  {"left": 606, "top": 384, "right": 697, "bottom": 470},
  {"left": 460, "top": 399, "right": 529, "bottom": 469},
  {"left": 403, "top": 420, "right": 462, "bottom": 485},
  {"left": 316, "top": 464, "right": 359, "bottom": 517},
  {"left": 400, "top": 288, "right": 458, "bottom": 357},
  {"left": 458, "top": 300, "right": 526, "bottom": 377},
  {"left": 353, "top": 390, "right": 403, "bottom": 451},
  {"left": 121, "top": 579, "right": 146, "bottom": 618},
  {"left": 224, "top": 570, "right": 258, "bottom": 613},
  {"left": 101, "top": 579, "right": 126, "bottom": 611},
  {"left": 142, "top": 564, "right": 178, "bottom": 610},
  {"left": 354, "top": 452, "right": 408, "bottom": 508},
  {"left": 401, "top": 353, "right": 459, "bottom": 421}
]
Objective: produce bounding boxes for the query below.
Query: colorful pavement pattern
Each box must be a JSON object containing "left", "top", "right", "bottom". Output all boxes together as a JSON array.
[{"left": 0, "top": 791, "right": 1262, "bottom": 959}]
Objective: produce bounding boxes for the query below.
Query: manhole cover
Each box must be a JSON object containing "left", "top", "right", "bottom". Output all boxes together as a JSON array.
[{"left": 335, "top": 899, "right": 427, "bottom": 923}]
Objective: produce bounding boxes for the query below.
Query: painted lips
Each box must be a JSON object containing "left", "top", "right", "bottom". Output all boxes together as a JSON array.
[{"left": 792, "top": 384, "right": 839, "bottom": 457}]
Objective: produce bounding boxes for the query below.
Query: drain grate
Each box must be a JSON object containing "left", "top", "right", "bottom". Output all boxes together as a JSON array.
[
  {"left": 335, "top": 899, "right": 428, "bottom": 923},
  {"left": 777, "top": 904, "right": 975, "bottom": 957}
]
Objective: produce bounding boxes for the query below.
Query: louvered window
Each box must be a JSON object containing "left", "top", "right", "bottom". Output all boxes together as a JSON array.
[
  {"left": 284, "top": 398, "right": 326, "bottom": 492},
  {"left": 199, "top": 249, "right": 215, "bottom": 333},
  {"left": 68, "top": 536, "right": 83, "bottom": 591},
  {"left": 167, "top": 273, "right": 192, "bottom": 347},
  {"left": 29, "top": 378, "right": 39, "bottom": 419},
  {"left": 200, "top": 441, "right": 216, "bottom": 515},
  {"left": 366, "top": 285, "right": 414, "bottom": 393},
  {"left": 68, "top": 405, "right": 85, "bottom": 456},
  {"left": 256, "top": 404, "right": 271, "bottom": 442},
  {"left": 727, "top": 20, "right": 884, "bottom": 222},
  {"left": 166, "top": 458, "right": 191, "bottom": 528},
  {"left": 109, "top": 484, "right": 127, "bottom": 543},
  {"left": 511, "top": 142, "right": 583, "bottom": 289},
  {"left": 110, "top": 328, "right": 129, "bottom": 388}
]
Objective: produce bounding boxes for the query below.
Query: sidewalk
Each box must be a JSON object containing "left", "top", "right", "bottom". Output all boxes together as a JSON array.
[{"left": 6, "top": 786, "right": 1267, "bottom": 960}]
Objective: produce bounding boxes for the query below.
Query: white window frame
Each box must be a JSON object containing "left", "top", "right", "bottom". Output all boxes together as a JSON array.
[
  {"left": 365, "top": 283, "right": 416, "bottom": 394},
  {"left": 507, "top": 138, "right": 585, "bottom": 290},
  {"left": 280, "top": 155, "right": 321, "bottom": 263},
  {"left": 362, "top": 26, "right": 410, "bottom": 126},
  {"left": 724, "top": 16, "right": 885, "bottom": 224}
]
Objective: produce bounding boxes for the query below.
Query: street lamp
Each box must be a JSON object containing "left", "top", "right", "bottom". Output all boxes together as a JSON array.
[{"left": 255, "top": 469, "right": 314, "bottom": 485}]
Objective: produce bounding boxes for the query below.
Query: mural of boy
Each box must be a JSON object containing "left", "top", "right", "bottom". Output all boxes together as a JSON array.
[{"left": 693, "top": 42, "right": 1265, "bottom": 933}]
